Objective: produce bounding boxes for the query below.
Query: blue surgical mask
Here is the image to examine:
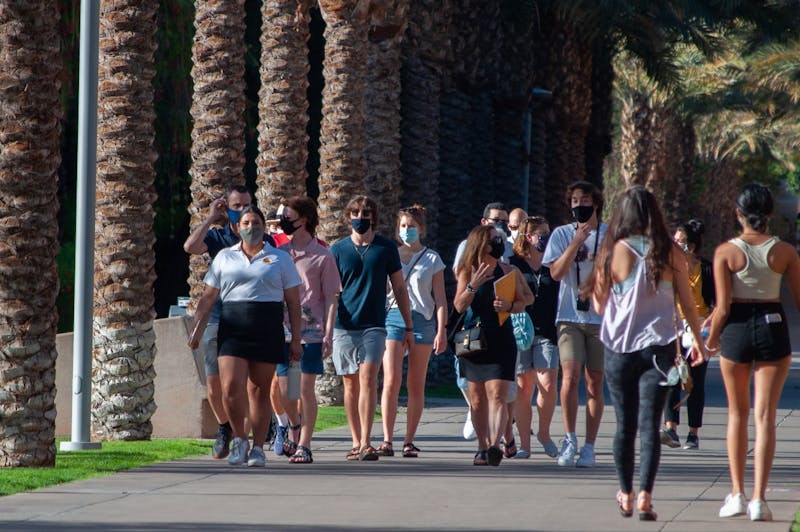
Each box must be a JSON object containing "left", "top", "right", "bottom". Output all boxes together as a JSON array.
[
  {"left": 399, "top": 227, "right": 419, "bottom": 244},
  {"left": 351, "top": 218, "right": 371, "bottom": 235},
  {"left": 228, "top": 208, "right": 242, "bottom": 225}
]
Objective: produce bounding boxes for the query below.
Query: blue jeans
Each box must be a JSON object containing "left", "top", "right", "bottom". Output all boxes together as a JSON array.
[{"left": 604, "top": 343, "right": 673, "bottom": 493}]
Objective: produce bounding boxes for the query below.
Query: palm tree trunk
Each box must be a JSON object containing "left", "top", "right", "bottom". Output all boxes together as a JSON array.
[
  {"left": 256, "top": 0, "right": 312, "bottom": 209},
  {"left": 619, "top": 91, "right": 653, "bottom": 187},
  {"left": 92, "top": 0, "right": 159, "bottom": 441},
  {"left": 399, "top": 0, "right": 450, "bottom": 247},
  {"left": 0, "top": 0, "right": 61, "bottom": 466},
  {"left": 364, "top": 0, "right": 408, "bottom": 237},
  {"left": 316, "top": 0, "right": 369, "bottom": 244},
  {"left": 187, "top": 0, "right": 247, "bottom": 311},
  {"left": 585, "top": 37, "right": 614, "bottom": 188}
]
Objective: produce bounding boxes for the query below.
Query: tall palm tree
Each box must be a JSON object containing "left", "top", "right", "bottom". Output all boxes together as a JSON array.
[
  {"left": 256, "top": 0, "right": 312, "bottom": 210},
  {"left": 92, "top": 0, "right": 159, "bottom": 441},
  {"left": 364, "top": 0, "right": 408, "bottom": 237},
  {"left": 316, "top": 0, "right": 370, "bottom": 243},
  {"left": 187, "top": 0, "right": 247, "bottom": 311},
  {"left": 399, "top": 0, "right": 450, "bottom": 246},
  {"left": 0, "top": 1, "right": 61, "bottom": 466}
]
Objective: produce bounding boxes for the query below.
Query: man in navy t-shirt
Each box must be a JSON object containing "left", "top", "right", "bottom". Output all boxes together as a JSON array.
[
  {"left": 330, "top": 195, "right": 414, "bottom": 461},
  {"left": 183, "top": 184, "right": 274, "bottom": 460}
]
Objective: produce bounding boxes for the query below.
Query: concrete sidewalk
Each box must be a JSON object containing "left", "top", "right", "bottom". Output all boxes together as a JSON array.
[{"left": 1, "top": 352, "right": 799, "bottom": 532}]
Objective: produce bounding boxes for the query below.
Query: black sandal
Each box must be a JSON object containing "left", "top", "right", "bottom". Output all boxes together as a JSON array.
[
  {"left": 402, "top": 442, "right": 420, "bottom": 458},
  {"left": 282, "top": 423, "right": 301, "bottom": 457},
  {"left": 375, "top": 441, "right": 394, "bottom": 457},
  {"left": 502, "top": 438, "right": 517, "bottom": 458},
  {"left": 473, "top": 450, "right": 488, "bottom": 466},
  {"left": 487, "top": 445, "right": 503, "bottom": 466},
  {"left": 289, "top": 445, "right": 313, "bottom": 464}
]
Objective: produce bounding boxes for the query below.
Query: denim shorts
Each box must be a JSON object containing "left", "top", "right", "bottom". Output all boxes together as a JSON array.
[
  {"left": 332, "top": 327, "right": 387, "bottom": 375},
  {"left": 385, "top": 308, "right": 436, "bottom": 345},
  {"left": 517, "top": 336, "right": 559, "bottom": 374},
  {"left": 201, "top": 322, "right": 220, "bottom": 377},
  {"left": 276, "top": 343, "right": 324, "bottom": 376},
  {"left": 721, "top": 302, "right": 791, "bottom": 363}
]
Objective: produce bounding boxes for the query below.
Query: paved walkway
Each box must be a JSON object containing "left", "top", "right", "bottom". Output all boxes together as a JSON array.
[{"left": 1, "top": 352, "right": 799, "bottom": 531}]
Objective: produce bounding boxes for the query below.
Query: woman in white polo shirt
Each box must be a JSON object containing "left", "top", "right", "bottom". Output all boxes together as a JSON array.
[{"left": 189, "top": 205, "right": 302, "bottom": 468}]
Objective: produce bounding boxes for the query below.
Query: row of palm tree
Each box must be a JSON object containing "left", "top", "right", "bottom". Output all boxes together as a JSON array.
[{"left": 2, "top": 0, "right": 799, "bottom": 466}]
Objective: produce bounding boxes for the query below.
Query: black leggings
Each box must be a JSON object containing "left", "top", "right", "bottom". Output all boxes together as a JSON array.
[
  {"left": 663, "top": 359, "right": 707, "bottom": 428},
  {"left": 604, "top": 343, "right": 672, "bottom": 493}
]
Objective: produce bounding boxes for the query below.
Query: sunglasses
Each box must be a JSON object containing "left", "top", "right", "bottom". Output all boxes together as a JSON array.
[{"left": 487, "top": 217, "right": 509, "bottom": 225}]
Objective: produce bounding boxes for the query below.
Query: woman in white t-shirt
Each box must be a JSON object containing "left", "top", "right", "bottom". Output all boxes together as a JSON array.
[
  {"left": 189, "top": 206, "right": 303, "bottom": 468},
  {"left": 377, "top": 206, "right": 448, "bottom": 458}
]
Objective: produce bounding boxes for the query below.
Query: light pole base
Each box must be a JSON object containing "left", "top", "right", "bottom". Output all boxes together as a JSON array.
[{"left": 59, "top": 441, "right": 102, "bottom": 451}]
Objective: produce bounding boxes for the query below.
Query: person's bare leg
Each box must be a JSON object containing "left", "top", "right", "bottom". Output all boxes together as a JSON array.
[
  {"left": 535, "top": 368, "right": 558, "bottom": 442},
  {"left": 342, "top": 374, "right": 361, "bottom": 448},
  {"left": 468, "top": 382, "right": 489, "bottom": 448},
  {"left": 247, "top": 362, "right": 276, "bottom": 447},
  {"left": 751, "top": 357, "right": 791, "bottom": 500},
  {"left": 485, "top": 379, "right": 510, "bottom": 448},
  {"left": 218, "top": 356, "right": 249, "bottom": 439},
  {"left": 358, "top": 361, "right": 381, "bottom": 449},
  {"left": 404, "top": 343, "right": 432, "bottom": 444},
  {"left": 297, "top": 373, "right": 318, "bottom": 449},
  {"left": 560, "top": 360, "right": 581, "bottom": 435},
  {"left": 380, "top": 340, "right": 405, "bottom": 444},
  {"left": 584, "top": 368, "right": 604, "bottom": 445},
  {"left": 206, "top": 375, "right": 228, "bottom": 423},
  {"left": 503, "top": 403, "right": 515, "bottom": 443},
  {"left": 515, "top": 371, "right": 535, "bottom": 452},
  {"left": 270, "top": 375, "right": 285, "bottom": 418},
  {"left": 720, "top": 357, "right": 752, "bottom": 496}
]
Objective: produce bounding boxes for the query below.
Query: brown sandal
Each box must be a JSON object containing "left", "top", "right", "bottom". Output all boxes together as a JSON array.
[
  {"left": 616, "top": 490, "right": 634, "bottom": 518},
  {"left": 359, "top": 445, "right": 380, "bottom": 461},
  {"left": 375, "top": 441, "right": 394, "bottom": 456},
  {"left": 345, "top": 446, "right": 360, "bottom": 461}
]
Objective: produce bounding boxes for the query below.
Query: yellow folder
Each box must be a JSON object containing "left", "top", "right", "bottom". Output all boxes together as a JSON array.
[{"left": 493, "top": 270, "right": 516, "bottom": 326}]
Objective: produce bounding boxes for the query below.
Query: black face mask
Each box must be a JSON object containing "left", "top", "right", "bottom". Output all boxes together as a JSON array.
[
  {"left": 279, "top": 216, "right": 300, "bottom": 235},
  {"left": 489, "top": 237, "right": 505, "bottom": 259},
  {"left": 572, "top": 205, "right": 595, "bottom": 224},
  {"left": 534, "top": 233, "right": 550, "bottom": 253},
  {"left": 351, "top": 218, "right": 371, "bottom": 235}
]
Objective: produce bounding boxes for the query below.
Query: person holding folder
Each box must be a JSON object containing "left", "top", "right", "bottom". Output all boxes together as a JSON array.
[{"left": 453, "top": 225, "right": 532, "bottom": 466}]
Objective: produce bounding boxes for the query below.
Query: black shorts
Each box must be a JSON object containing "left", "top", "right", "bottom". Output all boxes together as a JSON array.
[
  {"left": 218, "top": 301, "right": 287, "bottom": 364},
  {"left": 720, "top": 302, "right": 791, "bottom": 363}
]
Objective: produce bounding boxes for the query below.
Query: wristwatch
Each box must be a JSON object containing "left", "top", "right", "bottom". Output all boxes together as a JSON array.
[{"left": 466, "top": 283, "right": 477, "bottom": 293}]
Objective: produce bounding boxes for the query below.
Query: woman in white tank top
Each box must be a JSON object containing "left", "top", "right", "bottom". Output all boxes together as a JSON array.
[
  {"left": 588, "top": 187, "right": 708, "bottom": 521},
  {"left": 707, "top": 183, "right": 800, "bottom": 521}
]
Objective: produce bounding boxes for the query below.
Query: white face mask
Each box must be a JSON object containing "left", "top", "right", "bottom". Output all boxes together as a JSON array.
[{"left": 510, "top": 230, "right": 519, "bottom": 241}]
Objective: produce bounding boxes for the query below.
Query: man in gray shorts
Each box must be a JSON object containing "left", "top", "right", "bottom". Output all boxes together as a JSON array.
[
  {"left": 329, "top": 195, "right": 415, "bottom": 461},
  {"left": 542, "top": 181, "right": 607, "bottom": 468}
]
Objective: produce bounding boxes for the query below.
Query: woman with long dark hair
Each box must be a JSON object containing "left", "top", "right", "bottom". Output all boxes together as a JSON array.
[
  {"left": 709, "top": 183, "right": 800, "bottom": 521},
  {"left": 588, "top": 186, "right": 707, "bottom": 520}
]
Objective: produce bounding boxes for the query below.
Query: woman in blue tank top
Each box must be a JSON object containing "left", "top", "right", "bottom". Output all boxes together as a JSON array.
[{"left": 587, "top": 186, "right": 708, "bottom": 521}]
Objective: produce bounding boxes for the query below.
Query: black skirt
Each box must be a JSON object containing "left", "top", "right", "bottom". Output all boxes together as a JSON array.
[{"left": 218, "top": 301, "right": 287, "bottom": 364}]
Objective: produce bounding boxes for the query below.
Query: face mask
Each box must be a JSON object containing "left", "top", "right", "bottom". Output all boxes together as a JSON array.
[
  {"left": 279, "top": 216, "right": 300, "bottom": 236},
  {"left": 572, "top": 205, "right": 594, "bottom": 224},
  {"left": 510, "top": 230, "right": 519, "bottom": 241},
  {"left": 351, "top": 218, "right": 371, "bottom": 235},
  {"left": 534, "top": 233, "right": 550, "bottom": 253},
  {"left": 494, "top": 222, "right": 509, "bottom": 238},
  {"left": 228, "top": 208, "right": 242, "bottom": 225},
  {"left": 239, "top": 226, "right": 264, "bottom": 246},
  {"left": 489, "top": 237, "right": 505, "bottom": 259},
  {"left": 399, "top": 227, "right": 419, "bottom": 244}
]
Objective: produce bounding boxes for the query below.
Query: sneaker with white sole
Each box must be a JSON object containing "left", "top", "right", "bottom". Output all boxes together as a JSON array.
[
  {"left": 719, "top": 492, "right": 747, "bottom": 517},
  {"left": 575, "top": 445, "right": 596, "bottom": 468},
  {"left": 557, "top": 438, "right": 577, "bottom": 467},
  {"left": 247, "top": 445, "right": 266, "bottom": 467},
  {"left": 747, "top": 499, "right": 772, "bottom": 521},
  {"left": 462, "top": 411, "right": 477, "bottom": 440},
  {"left": 683, "top": 433, "right": 699, "bottom": 450},
  {"left": 660, "top": 427, "right": 680, "bottom": 448},
  {"left": 228, "top": 437, "right": 249, "bottom": 466}
]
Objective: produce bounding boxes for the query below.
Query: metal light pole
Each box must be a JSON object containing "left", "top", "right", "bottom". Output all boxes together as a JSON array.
[{"left": 60, "top": 0, "right": 102, "bottom": 452}]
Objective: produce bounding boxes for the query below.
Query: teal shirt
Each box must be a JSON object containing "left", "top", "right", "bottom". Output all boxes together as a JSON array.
[{"left": 331, "top": 234, "right": 402, "bottom": 330}]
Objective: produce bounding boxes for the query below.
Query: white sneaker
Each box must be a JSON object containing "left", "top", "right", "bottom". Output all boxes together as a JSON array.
[
  {"left": 246, "top": 445, "right": 266, "bottom": 467},
  {"left": 557, "top": 438, "right": 577, "bottom": 467},
  {"left": 228, "top": 437, "right": 249, "bottom": 466},
  {"left": 747, "top": 499, "right": 772, "bottom": 521},
  {"left": 719, "top": 492, "right": 747, "bottom": 517},
  {"left": 575, "top": 445, "right": 596, "bottom": 468},
  {"left": 462, "top": 411, "right": 476, "bottom": 440}
]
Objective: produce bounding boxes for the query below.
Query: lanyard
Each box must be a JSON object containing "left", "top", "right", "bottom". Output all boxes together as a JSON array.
[{"left": 575, "top": 224, "right": 600, "bottom": 286}]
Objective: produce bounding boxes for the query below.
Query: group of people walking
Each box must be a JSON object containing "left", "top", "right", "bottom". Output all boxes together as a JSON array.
[{"left": 185, "top": 180, "right": 798, "bottom": 523}]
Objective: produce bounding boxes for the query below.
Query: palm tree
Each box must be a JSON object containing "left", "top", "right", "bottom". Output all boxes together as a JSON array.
[
  {"left": 316, "top": 0, "right": 370, "bottom": 244},
  {"left": 92, "top": 0, "right": 159, "bottom": 441},
  {"left": 364, "top": 0, "right": 408, "bottom": 237},
  {"left": 399, "top": 0, "right": 450, "bottom": 246},
  {"left": 187, "top": 0, "right": 247, "bottom": 311},
  {"left": 256, "top": 0, "right": 312, "bottom": 210},
  {"left": 0, "top": 1, "right": 61, "bottom": 466}
]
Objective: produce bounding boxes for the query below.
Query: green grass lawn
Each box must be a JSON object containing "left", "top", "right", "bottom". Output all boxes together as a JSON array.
[
  {"left": 0, "top": 406, "right": 352, "bottom": 497},
  {"left": 792, "top": 510, "right": 800, "bottom": 532}
]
